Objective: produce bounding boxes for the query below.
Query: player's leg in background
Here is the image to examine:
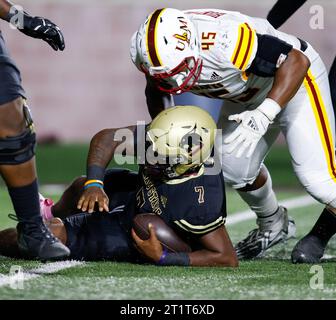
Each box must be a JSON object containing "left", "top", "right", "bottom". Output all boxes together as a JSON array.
[
  {"left": 267, "top": 0, "right": 307, "bottom": 29},
  {"left": 0, "top": 97, "right": 69, "bottom": 260},
  {"left": 216, "top": 103, "right": 295, "bottom": 260},
  {"left": 280, "top": 49, "right": 336, "bottom": 263},
  {"left": 0, "top": 29, "right": 69, "bottom": 260}
]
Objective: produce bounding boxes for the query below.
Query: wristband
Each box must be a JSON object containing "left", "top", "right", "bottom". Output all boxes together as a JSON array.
[
  {"left": 257, "top": 98, "right": 282, "bottom": 121},
  {"left": 6, "top": 6, "right": 29, "bottom": 25},
  {"left": 83, "top": 180, "right": 104, "bottom": 190},
  {"left": 87, "top": 165, "right": 105, "bottom": 181},
  {"left": 6, "top": 6, "right": 20, "bottom": 22}
]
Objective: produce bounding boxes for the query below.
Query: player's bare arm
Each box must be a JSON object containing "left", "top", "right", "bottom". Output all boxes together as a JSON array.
[
  {"left": 132, "top": 224, "right": 238, "bottom": 267},
  {"left": 267, "top": 48, "right": 310, "bottom": 107},
  {"left": 77, "top": 125, "right": 136, "bottom": 213},
  {"left": 145, "top": 76, "right": 174, "bottom": 119},
  {"left": 189, "top": 226, "right": 238, "bottom": 267},
  {"left": 225, "top": 48, "right": 310, "bottom": 158},
  {"left": 0, "top": 0, "right": 65, "bottom": 51}
]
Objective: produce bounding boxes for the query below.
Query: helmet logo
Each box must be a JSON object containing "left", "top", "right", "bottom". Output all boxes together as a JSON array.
[{"left": 173, "top": 17, "right": 191, "bottom": 51}]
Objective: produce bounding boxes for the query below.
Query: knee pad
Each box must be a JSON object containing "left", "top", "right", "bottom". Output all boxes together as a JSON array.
[
  {"left": 0, "top": 128, "right": 36, "bottom": 165},
  {"left": 0, "top": 104, "right": 36, "bottom": 165}
]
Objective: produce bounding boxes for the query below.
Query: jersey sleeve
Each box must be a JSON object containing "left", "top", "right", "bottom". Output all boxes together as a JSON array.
[{"left": 223, "top": 19, "right": 258, "bottom": 72}]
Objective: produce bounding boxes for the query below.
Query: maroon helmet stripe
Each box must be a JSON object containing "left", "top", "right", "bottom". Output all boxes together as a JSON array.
[{"left": 147, "top": 9, "right": 164, "bottom": 67}]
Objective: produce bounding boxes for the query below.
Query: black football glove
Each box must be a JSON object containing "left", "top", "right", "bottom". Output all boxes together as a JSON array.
[{"left": 20, "top": 15, "right": 65, "bottom": 51}]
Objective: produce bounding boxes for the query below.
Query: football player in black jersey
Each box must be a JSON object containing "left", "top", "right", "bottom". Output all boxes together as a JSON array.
[
  {"left": 0, "top": 106, "right": 238, "bottom": 267},
  {"left": 0, "top": 0, "right": 69, "bottom": 260}
]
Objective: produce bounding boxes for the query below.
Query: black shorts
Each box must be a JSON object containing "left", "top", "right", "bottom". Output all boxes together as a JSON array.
[
  {"left": 0, "top": 32, "right": 26, "bottom": 105},
  {"left": 63, "top": 211, "right": 139, "bottom": 262}
]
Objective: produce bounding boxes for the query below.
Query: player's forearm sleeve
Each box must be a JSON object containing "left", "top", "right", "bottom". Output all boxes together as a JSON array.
[{"left": 158, "top": 250, "right": 190, "bottom": 266}]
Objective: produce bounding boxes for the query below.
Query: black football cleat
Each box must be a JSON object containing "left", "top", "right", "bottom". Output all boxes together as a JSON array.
[
  {"left": 17, "top": 221, "right": 70, "bottom": 261},
  {"left": 291, "top": 234, "right": 326, "bottom": 264}
]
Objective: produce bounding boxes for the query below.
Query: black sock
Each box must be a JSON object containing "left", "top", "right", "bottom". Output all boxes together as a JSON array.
[
  {"left": 309, "top": 208, "right": 336, "bottom": 244},
  {"left": 8, "top": 180, "right": 42, "bottom": 224}
]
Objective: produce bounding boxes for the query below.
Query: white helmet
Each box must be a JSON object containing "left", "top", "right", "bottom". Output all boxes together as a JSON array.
[{"left": 130, "top": 8, "right": 202, "bottom": 94}]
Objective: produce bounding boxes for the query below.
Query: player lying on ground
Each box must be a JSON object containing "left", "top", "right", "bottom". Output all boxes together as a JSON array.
[
  {"left": 131, "top": 8, "right": 336, "bottom": 263},
  {"left": 0, "top": 106, "right": 238, "bottom": 267}
]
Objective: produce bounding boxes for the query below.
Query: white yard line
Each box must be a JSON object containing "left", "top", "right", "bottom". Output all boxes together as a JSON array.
[
  {"left": 226, "top": 195, "right": 320, "bottom": 225},
  {"left": 0, "top": 260, "right": 84, "bottom": 288}
]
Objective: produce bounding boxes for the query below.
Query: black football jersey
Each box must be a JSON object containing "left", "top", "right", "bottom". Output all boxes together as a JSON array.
[{"left": 135, "top": 166, "right": 226, "bottom": 237}]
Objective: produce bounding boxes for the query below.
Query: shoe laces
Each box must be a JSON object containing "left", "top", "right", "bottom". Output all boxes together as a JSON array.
[
  {"left": 19, "top": 220, "right": 58, "bottom": 244},
  {"left": 39, "top": 223, "right": 58, "bottom": 243},
  {"left": 239, "top": 228, "right": 270, "bottom": 245},
  {"left": 8, "top": 213, "right": 19, "bottom": 222}
]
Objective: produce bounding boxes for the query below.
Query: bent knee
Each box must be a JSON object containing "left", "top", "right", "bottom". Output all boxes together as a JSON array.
[
  {"left": 223, "top": 169, "right": 260, "bottom": 189},
  {"left": 303, "top": 179, "right": 336, "bottom": 206}
]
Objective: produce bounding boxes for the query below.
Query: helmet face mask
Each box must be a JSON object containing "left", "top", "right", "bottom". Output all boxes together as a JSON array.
[
  {"left": 140, "top": 56, "right": 203, "bottom": 94},
  {"left": 144, "top": 140, "right": 197, "bottom": 180},
  {"left": 132, "top": 8, "right": 202, "bottom": 95}
]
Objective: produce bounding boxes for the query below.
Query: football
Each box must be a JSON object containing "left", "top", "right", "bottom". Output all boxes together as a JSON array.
[{"left": 133, "top": 213, "right": 192, "bottom": 253}]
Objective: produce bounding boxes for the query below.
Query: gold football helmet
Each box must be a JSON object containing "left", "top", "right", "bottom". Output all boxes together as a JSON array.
[{"left": 145, "top": 105, "right": 217, "bottom": 179}]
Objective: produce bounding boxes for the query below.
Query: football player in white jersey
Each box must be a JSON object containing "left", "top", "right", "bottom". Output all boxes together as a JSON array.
[{"left": 130, "top": 8, "right": 336, "bottom": 263}]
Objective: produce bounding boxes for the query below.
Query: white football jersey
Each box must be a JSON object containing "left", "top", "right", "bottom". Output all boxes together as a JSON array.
[{"left": 183, "top": 9, "right": 306, "bottom": 106}]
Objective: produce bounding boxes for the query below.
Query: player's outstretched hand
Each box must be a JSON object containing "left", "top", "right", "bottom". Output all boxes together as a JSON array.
[
  {"left": 132, "top": 224, "right": 163, "bottom": 263},
  {"left": 20, "top": 16, "right": 65, "bottom": 51},
  {"left": 77, "top": 187, "right": 109, "bottom": 214},
  {"left": 224, "top": 98, "right": 282, "bottom": 158},
  {"left": 224, "top": 109, "right": 271, "bottom": 158}
]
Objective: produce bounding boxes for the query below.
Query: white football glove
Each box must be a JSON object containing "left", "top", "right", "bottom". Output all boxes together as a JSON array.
[{"left": 224, "top": 98, "right": 282, "bottom": 158}]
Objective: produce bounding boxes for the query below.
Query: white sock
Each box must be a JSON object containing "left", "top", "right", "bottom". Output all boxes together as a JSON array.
[{"left": 238, "top": 166, "right": 281, "bottom": 230}]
